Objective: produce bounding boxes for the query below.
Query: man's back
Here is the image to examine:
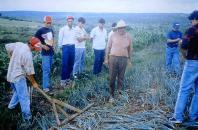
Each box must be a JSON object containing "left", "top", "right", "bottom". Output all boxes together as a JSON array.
[{"left": 5, "top": 42, "right": 34, "bottom": 82}]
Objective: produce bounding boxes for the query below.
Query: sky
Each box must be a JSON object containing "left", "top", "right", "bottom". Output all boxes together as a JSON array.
[{"left": 0, "top": 0, "right": 198, "bottom": 13}]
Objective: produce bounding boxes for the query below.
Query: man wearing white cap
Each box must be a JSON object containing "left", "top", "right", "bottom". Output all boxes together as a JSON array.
[
  {"left": 166, "top": 22, "right": 182, "bottom": 76},
  {"left": 35, "top": 16, "right": 54, "bottom": 92},
  {"left": 58, "top": 16, "right": 76, "bottom": 86},
  {"left": 106, "top": 20, "right": 132, "bottom": 102}
]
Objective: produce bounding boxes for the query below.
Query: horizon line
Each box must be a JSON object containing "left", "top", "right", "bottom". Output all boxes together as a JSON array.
[{"left": 0, "top": 10, "right": 190, "bottom": 14}]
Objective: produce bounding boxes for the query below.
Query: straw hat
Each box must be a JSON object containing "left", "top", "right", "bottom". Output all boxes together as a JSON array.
[{"left": 116, "top": 20, "right": 127, "bottom": 28}]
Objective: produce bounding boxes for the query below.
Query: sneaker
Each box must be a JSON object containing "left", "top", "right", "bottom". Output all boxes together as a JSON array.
[
  {"left": 66, "top": 79, "right": 72, "bottom": 85},
  {"left": 43, "top": 88, "right": 50, "bottom": 93},
  {"left": 109, "top": 97, "right": 114, "bottom": 103},
  {"left": 189, "top": 117, "right": 198, "bottom": 122},
  {"left": 169, "top": 117, "right": 182, "bottom": 124},
  {"left": 20, "top": 118, "right": 32, "bottom": 129},
  {"left": 73, "top": 74, "right": 78, "bottom": 79},
  {"left": 60, "top": 80, "right": 66, "bottom": 87}
]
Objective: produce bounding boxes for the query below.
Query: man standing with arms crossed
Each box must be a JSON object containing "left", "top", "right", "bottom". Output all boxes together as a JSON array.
[
  {"left": 169, "top": 10, "right": 198, "bottom": 124},
  {"left": 166, "top": 22, "right": 182, "bottom": 76}
]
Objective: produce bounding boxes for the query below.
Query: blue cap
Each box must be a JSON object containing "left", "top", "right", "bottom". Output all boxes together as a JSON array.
[{"left": 173, "top": 23, "right": 180, "bottom": 29}]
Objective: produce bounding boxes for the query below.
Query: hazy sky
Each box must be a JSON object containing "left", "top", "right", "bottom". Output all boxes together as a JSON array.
[{"left": 0, "top": 0, "right": 198, "bottom": 13}]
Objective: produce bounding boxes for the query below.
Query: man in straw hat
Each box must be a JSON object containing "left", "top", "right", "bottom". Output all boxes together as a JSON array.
[{"left": 106, "top": 20, "right": 132, "bottom": 102}]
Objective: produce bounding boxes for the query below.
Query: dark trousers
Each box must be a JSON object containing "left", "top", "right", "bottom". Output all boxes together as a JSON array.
[
  {"left": 93, "top": 49, "right": 105, "bottom": 74},
  {"left": 109, "top": 55, "right": 128, "bottom": 97},
  {"left": 61, "top": 45, "right": 75, "bottom": 80}
]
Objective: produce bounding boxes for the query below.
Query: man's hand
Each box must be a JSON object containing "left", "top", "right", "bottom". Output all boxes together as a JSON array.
[
  {"left": 104, "top": 59, "right": 108, "bottom": 66},
  {"left": 26, "top": 75, "right": 40, "bottom": 89},
  {"left": 32, "top": 82, "right": 39, "bottom": 89},
  {"left": 127, "top": 59, "right": 132, "bottom": 67},
  {"left": 37, "top": 43, "right": 50, "bottom": 51},
  {"left": 178, "top": 39, "right": 183, "bottom": 45},
  {"left": 42, "top": 45, "right": 50, "bottom": 51}
]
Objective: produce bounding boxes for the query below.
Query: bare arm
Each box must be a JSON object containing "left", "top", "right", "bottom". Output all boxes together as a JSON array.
[
  {"left": 128, "top": 34, "right": 132, "bottom": 60},
  {"left": 26, "top": 75, "right": 39, "bottom": 88},
  {"left": 167, "top": 38, "right": 181, "bottom": 43},
  {"left": 77, "top": 36, "right": 87, "bottom": 43},
  {"left": 105, "top": 36, "right": 113, "bottom": 64}
]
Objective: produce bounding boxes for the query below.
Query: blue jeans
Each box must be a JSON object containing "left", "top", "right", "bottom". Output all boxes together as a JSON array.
[
  {"left": 166, "top": 46, "right": 181, "bottom": 75},
  {"left": 174, "top": 60, "right": 198, "bottom": 121},
  {"left": 61, "top": 45, "right": 75, "bottom": 80},
  {"left": 73, "top": 48, "right": 86, "bottom": 75},
  {"left": 8, "top": 76, "right": 31, "bottom": 120},
  {"left": 42, "top": 55, "right": 53, "bottom": 89},
  {"left": 93, "top": 49, "right": 105, "bottom": 74}
]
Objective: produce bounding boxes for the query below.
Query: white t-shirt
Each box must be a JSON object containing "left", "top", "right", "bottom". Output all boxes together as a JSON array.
[
  {"left": 90, "top": 26, "right": 107, "bottom": 50},
  {"left": 43, "top": 32, "right": 53, "bottom": 46},
  {"left": 5, "top": 42, "right": 35, "bottom": 83},
  {"left": 75, "top": 26, "right": 87, "bottom": 48},
  {"left": 58, "top": 25, "right": 76, "bottom": 46}
]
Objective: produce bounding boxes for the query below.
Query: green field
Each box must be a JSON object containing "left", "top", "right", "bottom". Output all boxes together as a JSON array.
[{"left": 0, "top": 13, "right": 190, "bottom": 129}]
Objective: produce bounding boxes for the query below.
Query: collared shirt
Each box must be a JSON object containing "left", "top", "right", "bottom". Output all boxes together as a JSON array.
[
  {"left": 5, "top": 42, "right": 35, "bottom": 83},
  {"left": 167, "top": 30, "right": 182, "bottom": 48},
  {"left": 108, "top": 32, "right": 132, "bottom": 57},
  {"left": 90, "top": 26, "right": 107, "bottom": 50},
  {"left": 35, "top": 27, "right": 54, "bottom": 56},
  {"left": 75, "top": 26, "right": 87, "bottom": 48},
  {"left": 58, "top": 25, "right": 76, "bottom": 47},
  {"left": 181, "top": 23, "right": 198, "bottom": 60}
]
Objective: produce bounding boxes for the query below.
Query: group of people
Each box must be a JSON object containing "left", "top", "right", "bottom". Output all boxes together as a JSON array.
[
  {"left": 5, "top": 10, "right": 198, "bottom": 125},
  {"left": 5, "top": 15, "right": 132, "bottom": 122},
  {"left": 166, "top": 10, "right": 198, "bottom": 124}
]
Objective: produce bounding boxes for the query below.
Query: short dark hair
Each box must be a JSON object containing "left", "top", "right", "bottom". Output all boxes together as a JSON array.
[
  {"left": 99, "top": 18, "right": 105, "bottom": 24},
  {"left": 78, "top": 17, "right": 86, "bottom": 24},
  {"left": 112, "top": 22, "right": 117, "bottom": 28},
  {"left": 188, "top": 10, "right": 198, "bottom": 20}
]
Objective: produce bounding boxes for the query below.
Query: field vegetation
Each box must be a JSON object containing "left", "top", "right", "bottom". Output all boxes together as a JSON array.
[{"left": 0, "top": 13, "right": 189, "bottom": 129}]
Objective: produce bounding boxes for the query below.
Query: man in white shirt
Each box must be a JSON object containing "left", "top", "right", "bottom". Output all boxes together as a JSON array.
[
  {"left": 90, "top": 18, "right": 107, "bottom": 74},
  {"left": 5, "top": 37, "right": 40, "bottom": 122},
  {"left": 73, "top": 17, "right": 89, "bottom": 78},
  {"left": 58, "top": 16, "right": 76, "bottom": 86},
  {"left": 104, "top": 22, "right": 117, "bottom": 65}
]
